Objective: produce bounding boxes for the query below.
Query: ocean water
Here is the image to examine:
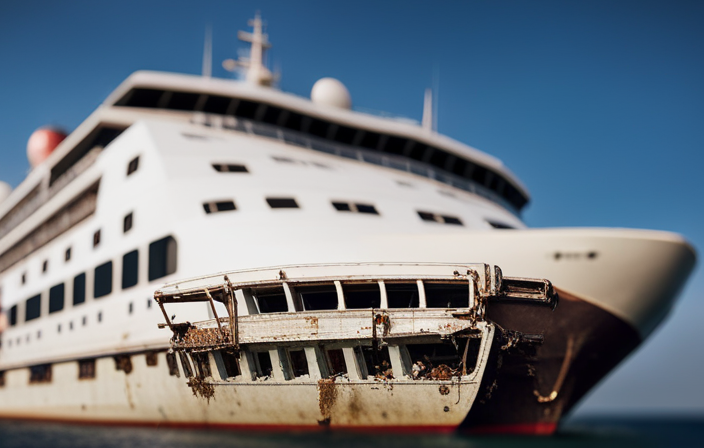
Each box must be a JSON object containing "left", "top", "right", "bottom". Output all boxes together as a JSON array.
[{"left": 1, "top": 416, "right": 703, "bottom": 448}]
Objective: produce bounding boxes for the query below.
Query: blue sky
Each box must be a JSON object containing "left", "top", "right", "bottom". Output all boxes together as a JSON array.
[{"left": 1, "top": 0, "right": 703, "bottom": 415}]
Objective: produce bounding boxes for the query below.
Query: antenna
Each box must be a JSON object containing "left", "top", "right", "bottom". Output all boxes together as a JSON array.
[
  {"left": 223, "top": 12, "right": 274, "bottom": 86},
  {"left": 202, "top": 25, "right": 213, "bottom": 78},
  {"left": 422, "top": 88, "right": 433, "bottom": 132}
]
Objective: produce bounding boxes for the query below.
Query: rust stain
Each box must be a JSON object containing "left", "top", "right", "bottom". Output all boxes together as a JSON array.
[
  {"left": 187, "top": 376, "right": 215, "bottom": 403},
  {"left": 305, "top": 316, "right": 319, "bottom": 331},
  {"left": 317, "top": 378, "right": 337, "bottom": 425}
]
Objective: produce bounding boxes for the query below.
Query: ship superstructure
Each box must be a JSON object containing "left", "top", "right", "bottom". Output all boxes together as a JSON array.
[{"left": 0, "top": 15, "right": 695, "bottom": 434}]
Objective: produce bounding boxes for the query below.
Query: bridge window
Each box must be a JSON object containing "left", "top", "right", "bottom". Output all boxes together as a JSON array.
[
  {"left": 425, "top": 282, "right": 469, "bottom": 308},
  {"left": 344, "top": 283, "right": 381, "bottom": 309},
  {"left": 298, "top": 285, "right": 338, "bottom": 311},
  {"left": 386, "top": 283, "right": 419, "bottom": 308}
]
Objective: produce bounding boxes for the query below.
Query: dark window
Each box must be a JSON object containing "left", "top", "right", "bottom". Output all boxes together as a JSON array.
[
  {"left": 220, "top": 350, "right": 241, "bottom": 378},
  {"left": 94, "top": 261, "right": 113, "bottom": 299},
  {"left": 356, "top": 204, "right": 378, "bottom": 214},
  {"left": 148, "top": 236, "right": 178, "bottom": 281},
  {"left": 234, "top": 100, "right": 257, "bottom": 119},
  {"left": 117, "top": 88, "right": 164, "bottom": 108},
  {"left": 386, "top": 283, "right": 420, "bottom": 308},
  {"left": 384, "top": 137, "right": 406, "bottom": 155},
  {"left": 166, "top": 351, "right": 180, "bottom": 377},
  {"left": 178, "top": 352, "right": 193, "bottom": 378},
  {"left": 203, "top": 201, "right": 236, "bottom": 214},
  {"left": 282, "top": 112, "right": 303, "bottom": 132},
  {"left": 289, "top": 349, "right": 309, "bottom": 378},
  {"left": 49, "top": 284, "right": 65, "bottom": 314},
  {"left": 299, "top": 285, "right": 338, "bottom": 311},
  {"left": 167, "top": 91, "right": 200, "bottom": 111},
  {"left": 425, "top": 282, "right": 469, "bottom": 308},
  {"left": 487, "top": 220, "right": 515, "bottom": 230},
  {"left": 29, "top": 364, "right": 52, "bottom": 384},
  {"left": 418, "top": 211, "right": 436, "bottom": 222},
  {"left": 78, "top": 359, "right": 96, "bottom": 379},
  {"left": 361, "top": 346, "right": 392, "bottom": 378},
  {"left": 73, "top": 273, "right": 86, "bottom": 305},
  {"left": 344, "top": 283, "right": 381, "bottom": 309},
  {"left": 442, "top": 215, "right": 463, "bottom": 226},
  {"left": 114, "top": 355, "right": 133, "bottom": 374},
  {"left": 25, "top": 294, "right": 41, "bottom": 321},
  {"left": 212, "top": 163, "right": 248, "bottom": 173},
  {"left": 21, "top": 273, "right": 26, "bottom": 285},
  {"left": 255, "top": 287, "right": 288, "bottom": 313},
  {"left": 326, "top": 349, "right": 347, "bottom": 376},
  {"left": 42, "top": 260, "right": 48, "bottom": 273},
  {"left": 123, "top": 212, "right": 133, "bottom": 233},
  {"left": 122, "top": 250, "right": 139, "bottom": 289},
  {"left": 256, "top": 351, "right": 273, "bottom": 377},
  {"left": 93, "top": 230, "right": 101, "bottom": 247},
  {"left": 202, "top": 95, "right": 232, "bottom": 114},
  {"left": 266, "top": 198, "right": 299, "bottom": 209},
  {"left": 9, "top": 305, "right": 17, "bottom": 326},
  {"left": 360, "top": 132, "right": 381, "bottom": 150},
  {"left": 127, "top": 156, "right": 140, "bottom": 176},
  {"left": 98, "top": 311, "right": 102, "bottom": 322},
  {"left": 192, "top": 353, "right": 211, "bottom": 379},
  {"left": 262, "top": 106, "right": 282, "bottom": 125},
  {"left": 65, "top": 247, "right": 71, "bottom": 261},
  {"left": 406, "top": 342, "right": 465, "bottom": 374},
  {"left": 0, "top": 371, "right": 4, "bottom": 387},
  {"left": 334, "top": 126, "right": 356, "bottom": 145},
  {"left": 332, "top": 202, "right": 351, "bottom": 212},
  {"left": 308, "top": 119, "right": 330, "bottom": 138}
]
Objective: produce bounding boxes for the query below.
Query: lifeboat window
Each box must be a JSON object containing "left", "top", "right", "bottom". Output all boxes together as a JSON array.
[
  {"left": 344, "top": 283, "right": 381, "bottom": 309},
  {"left": 298, "top": 285, "right": 338, "bottom": 311},
  {"left": 288, "top": 349, "right": 309, "bottom": 378},
  {"left": 148, "top": 236, "right": 178, "bottom": 281},
  {"left": 487, "top": 220, "right": 515, "bottom": 230},
  {"left": 203, "top": 200, "right": 237, "bottom": 214},
  {"left": 94, "top": 261, "right": 113, "bottom": 299},
  {"left": 122, "top": 250, "right": 139, "bottom": 290},
  {"left": 386, "top": 283, "right": 420, "bottom": 308},
  {"left": 255, "top": 351, "right": 273, "bottom": 378},
  {"left": 212, "top": 163, "right": 248, "bottom": 173},
  {"left": 220, "top": 350, "right": 241, "bottom": 378},
  {"left": 166, "top": 351, "right": 180, "bottom": 377},
  {"left": 425, "top": 282, "right": 468, "bottom": 308},
  {"left": 326, "top": 348, "right": 347, "bottom": 376},
  {"left": 361, "top": 346, "right": 392, "bottom": 379},
  {"left": 167, "top": 91, "right": 201, "bottom": 111},
  {"left": 49, "top": 283, "right": 65, "bottom": 314},
  {"left": 25, "top": 294, "right": 41, "bottom": 322},
  {"left": 73, "top": 273, "right": 86, "bottom": 306},
  {"left": 9, "top": 304, "right": 17, "bottom": 326},
  {"left": 127, "top": 156, "right": 140, "bottom": 176},
  {"left": 29, "top": 364, "right": 52, "bottom": 384},
  {"left": 254, "top": 287, "right": 288, "bottom": 313},
  {"left": 266, "top": 197, "right": 299, "bottom": 209},
  {"left": 78, "top": 359, "right": 96, "bottom": 380},
  {"left": 202, "top": 95, "right": 232, "bottom": 115}
]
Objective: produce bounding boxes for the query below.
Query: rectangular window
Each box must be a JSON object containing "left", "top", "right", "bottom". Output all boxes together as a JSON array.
[
  {"left": 65, "top": 247, "right": 71, "bottom": 261},
  {"left": 344, "top": 283, "right": 381, "bottom": 309},
  {"left": 332, "top": 202, "right": 351, "bottom": 211},
  {"left": 78, "top": 359, "right": 96, "bottom": 379},
  {"left": 192, "top": 353, "right": 211, "bottom": 379},
  {"left": 178, "top": 351, "right": 193, "bottom": 378},
  {"left": 73, "top": 273, "right": 86, "bottom": 305},
  {"left": 254, "top": 286, "right": 288, "bottom": 313},
  {"left": 406, "top": 342, "right": 466, "bottom": 376},
  {"left": 94, "top": 261, "right": 113, "bottom": 298},
  {"left": 356, "top": 204, "right": 378, "bottom": 214},
  {"left": 442, "top": 215, "right": 463, "bottom": 226},
  {"left": 361, "top": 346, "right": 392, "bottom": 379},
  {"left": 127, "top": 156, "right": 140, "bottom": 176},
  {"left": 425, "top": 282, "right": 469, "bottom": 308},
  {"left": 93, "top": 230, "right": 101, "bottom": 247},
  {"left": 29, "top": 364, "right": 52, "bottom": 384},
  {"left": 203, "top": 200, "right": 236, "bottom": 214},
  {"left": 49, "top": 283, "right": 65, "bottom": 314},
  {"left": 145, "top": 351, "right": 158, "bottom": 367},
  {"left": 123, "top": 212, "right": 133, "bottom": 233},
  {"left": 255, "top": 351, "right": 273, "bottom": 378},
  {"left": 289, "top": 349, "right": 309, "bottom": 378},
  {"left": 25, "top": 294, "right": 41, "bottom": 322},
  {"left": 326, "top": 348, "right": 347, "bottom": 376},
  {"left": 212, "top": 163, "right": 248, "bottom": 173},
  {"left": 9, "top": 305, "right": 17, "bottom": 326},
  {"left": 122, "top": 250, "right": 139, "bottom": 289},
  {"left": 386, "top": 283, "right": 420, "bottom": 308},
  {"left": 266, "top": 197, "right": 299, "bottom": 209},
  {"left": 0, "top": 371, "right": 4, "bottom": 387},
  {"left": 220, "top": 350, "right": 241, "bottom": 378},
  {"left": 114, "top": 355, "right": 133, "bottom": 374},
  {"left": 166, "top": 351, "right": 180, "bottom": 377},
  {"left": 148, "top": 236, "right": 178, "bottom": 281},
  {"left": 418, "top": 211, "right": 438, "bottom": 222},
  {"left": 299, "top": 284, "right": 338, "bottom": 311}
]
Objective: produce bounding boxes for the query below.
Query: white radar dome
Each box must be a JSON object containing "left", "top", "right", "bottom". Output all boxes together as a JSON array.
[
  {"left": 0, "top": 181, "right": 11, "bottom": 204},
  {"left": 311, "top": 78, "right": 352, "bottom": 109},
  {"left": 27, "top": 127, "right": 67, "bottom": 168}
]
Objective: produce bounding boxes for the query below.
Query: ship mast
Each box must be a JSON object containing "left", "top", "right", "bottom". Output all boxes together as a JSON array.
[{"left": 224, "top": 12, "right": 274, "bottom": 86}]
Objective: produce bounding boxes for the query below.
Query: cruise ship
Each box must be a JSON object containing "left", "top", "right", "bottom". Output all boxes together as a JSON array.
[{"left": 0, "top": 15, "right": 696, "bottom": 434}]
